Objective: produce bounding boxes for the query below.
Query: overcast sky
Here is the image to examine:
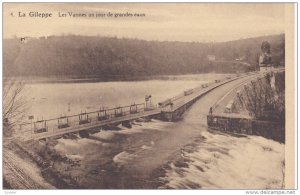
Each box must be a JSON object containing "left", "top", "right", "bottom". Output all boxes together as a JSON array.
[{"left": 3, "top": 3, "right": 285, "bottom": 42}]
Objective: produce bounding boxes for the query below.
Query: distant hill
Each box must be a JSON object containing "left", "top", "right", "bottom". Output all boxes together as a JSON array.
[{"left": 3, "top": 34, "right": 285, "bottom": 78}]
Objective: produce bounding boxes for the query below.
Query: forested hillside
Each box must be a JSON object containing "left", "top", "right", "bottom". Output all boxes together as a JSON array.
[{"left": 3, "top": 34, "right": 285, "bottom": 78}]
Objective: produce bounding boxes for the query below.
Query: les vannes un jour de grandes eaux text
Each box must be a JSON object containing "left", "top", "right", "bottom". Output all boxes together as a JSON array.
[{"left": 16, "top": 11, "right": 146, "bottom": 18}]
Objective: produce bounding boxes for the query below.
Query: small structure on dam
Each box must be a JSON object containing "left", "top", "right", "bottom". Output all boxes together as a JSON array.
[{"left": 259, "top": 41, "right": 273, "bottom": 72}]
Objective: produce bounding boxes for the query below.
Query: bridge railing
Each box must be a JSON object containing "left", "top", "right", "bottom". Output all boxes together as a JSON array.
[
  {"left": 19, "top": 103, "right": 159, "bottom": 136},
  {"left": 159, "top": 74, "right": 252, "bottom": 113},
  {"left": 159, "top": 77, "right": 232, "bottom": 111},
  {"left": 17, "top": 73, "right": 256, "bottom": 140}
]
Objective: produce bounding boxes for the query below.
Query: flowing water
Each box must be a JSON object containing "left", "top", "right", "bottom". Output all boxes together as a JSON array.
[{"left": 23, "top": 74, "right": 284, "bottom": 189}]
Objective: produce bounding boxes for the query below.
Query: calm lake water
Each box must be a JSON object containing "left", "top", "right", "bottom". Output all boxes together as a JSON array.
[{"left": 24, "top": 74, "right": 231, "bottom": 120}]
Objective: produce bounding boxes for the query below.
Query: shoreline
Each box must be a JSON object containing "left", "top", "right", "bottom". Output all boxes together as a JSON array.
[{"left": 4, "top": 73, "right": 235, "bottom": 84}]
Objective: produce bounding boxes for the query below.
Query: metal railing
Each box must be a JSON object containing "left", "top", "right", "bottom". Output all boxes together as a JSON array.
[
  {"left": 19, "top": 103, "right": 153, "bottom": 136},
  {"left": 17, "top": 72, "right": 260, "bottom": 140}
]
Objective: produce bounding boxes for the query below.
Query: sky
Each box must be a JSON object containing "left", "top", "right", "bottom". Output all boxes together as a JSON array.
[{"left": 3, "top": 3, "right": 286, "bottom": 42}]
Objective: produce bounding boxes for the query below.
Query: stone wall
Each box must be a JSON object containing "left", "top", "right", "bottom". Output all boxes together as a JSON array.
[{"left": 207, "top": 115, "right": 285, "bottom": 143}]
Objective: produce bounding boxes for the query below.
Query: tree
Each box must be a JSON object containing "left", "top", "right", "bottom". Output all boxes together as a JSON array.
[
  {"left": 261, "top": 41, "right": 271, "bottom": 54},
  {"left": 3, "top": 79, "right": 27, "bottom": 137}
]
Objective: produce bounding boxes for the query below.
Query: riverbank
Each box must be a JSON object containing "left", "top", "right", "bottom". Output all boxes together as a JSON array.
[
  {"left": 3, "top": 142, "right": 55, "bottom": 189},
  {"left": 5, "top": 73, "right": 235, "bottom": 84}
]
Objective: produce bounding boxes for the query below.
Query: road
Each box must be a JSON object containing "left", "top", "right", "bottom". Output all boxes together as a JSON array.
[
  {"left": 212, "top": 74, "right": 261, "bottom": 114},
  {"left": 116, "top": 74, "right": 261, "bottom": 188},
  {"left": 18, "top": 73, "right": 248, "bottom": 141},
  {"left": 47, "top": 74, "right": 261, "bottom": 189}
]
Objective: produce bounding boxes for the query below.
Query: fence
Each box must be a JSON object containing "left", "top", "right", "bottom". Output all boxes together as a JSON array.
[{"left": 19, "top": 103, "right": 150, "bottom": 136}]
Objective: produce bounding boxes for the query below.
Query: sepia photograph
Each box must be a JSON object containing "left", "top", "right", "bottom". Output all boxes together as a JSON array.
[{"left": 2, "top": 2, "right": 296, "bottom": 191}]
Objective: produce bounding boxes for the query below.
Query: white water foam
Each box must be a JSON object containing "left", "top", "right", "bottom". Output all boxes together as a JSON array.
[
  {"left": 54, "top": 138, "right": 103, "bottom": 158},
  {"left": 160, "top": 131, "right": 285, "bottom": 189},
  {"left": 92, "top": 131, "right": 115, "bottom": 140},
  {"left": 115, "top": 119, "right": 174, "bottom": 135},
  {"left": 65, "top": 154, "right": 84, "bottom": 160},
  {"left": 113, "top": 151, "right": 137, "bottom": 167},
  {"left": 53, "top": 120, "right": 167, "bottom": 165},
  {"left": 141, "top": 145, "right": 153, "bottom": 150}
]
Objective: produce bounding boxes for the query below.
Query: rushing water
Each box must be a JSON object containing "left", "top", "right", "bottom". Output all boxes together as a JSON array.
[
  {"left": 25, "top": 74, "right": 284, "bottom": 189},
  {"left": 160, "top": 132, "right": 284, "bottom": 189}
]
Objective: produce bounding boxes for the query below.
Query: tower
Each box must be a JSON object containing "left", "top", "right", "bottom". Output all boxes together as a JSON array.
[{"left": 259, "top": 41, "right": 273, "bottom": 72}]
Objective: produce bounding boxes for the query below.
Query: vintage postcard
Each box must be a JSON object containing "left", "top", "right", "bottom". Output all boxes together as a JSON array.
[{"left": 2, "top": 2, "right": 296, "bottom": 191}]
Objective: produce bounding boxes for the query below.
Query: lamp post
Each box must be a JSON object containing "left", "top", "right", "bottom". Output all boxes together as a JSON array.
[{"left": 145, "top": 95, "right": 152, "bottom": 109}]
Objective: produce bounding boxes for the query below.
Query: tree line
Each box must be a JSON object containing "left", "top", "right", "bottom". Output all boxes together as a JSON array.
[{"left": 3, "top": 34, "right": 285, "bottom": 78}]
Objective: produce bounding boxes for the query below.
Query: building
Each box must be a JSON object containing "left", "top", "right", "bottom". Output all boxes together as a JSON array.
[
  {"left": 259, "top": 53, "right": 273, "bottom": 72},
  {"left": 20, "top": 36, "right": 33, "bottom": 44},
  {"left": 235, "top": 56, "right": 245, "bottom": 61},
  {"left": 207, "top": 55, "right": 216, "bottom": 61}
]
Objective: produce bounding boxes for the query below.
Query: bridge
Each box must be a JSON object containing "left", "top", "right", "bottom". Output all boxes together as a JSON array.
[{"left": 17, "top": 72, "right": 262, "bottom": 141}]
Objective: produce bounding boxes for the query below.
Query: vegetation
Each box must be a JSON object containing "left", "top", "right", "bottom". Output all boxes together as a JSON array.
[
  {"left": 232, "top": 71, "right": 285, "bottom": 122},
  {"left": 3, "top": 80, "right": 27, "bottom": 137},
  {"left": 4, "top": 34, "right": 284, "bottom": 78}
]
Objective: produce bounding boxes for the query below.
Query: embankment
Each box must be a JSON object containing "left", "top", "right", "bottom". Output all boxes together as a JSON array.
[{"left": 207, "top": 71, "right": 285, "bottom": 143}]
